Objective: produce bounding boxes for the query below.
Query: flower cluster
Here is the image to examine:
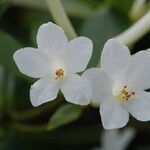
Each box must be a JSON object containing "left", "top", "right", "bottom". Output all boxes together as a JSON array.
[{"left": 13, "top": 22, "right": 150, "bottom": 129}]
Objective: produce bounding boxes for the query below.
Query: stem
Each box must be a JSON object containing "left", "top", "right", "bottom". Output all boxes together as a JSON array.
[
  {"left": 1, "top": 70, "right": 9, "bottom": 114},
  {"left": 45, "top": 0, "right": 77, "bottom": 39},
  {"left": 1, "top": 71, "right": 15, "bottom": 115},
  {"left": 129, "top": 0, "right": 146, "bottom": 21},
  {"left": 10, "top": 123, "right": 47, "bottom": 132},
  {"left": 11, "top": 97, "right": 62, "bottom": 121},
  {"left": 115, "top": 11, "right": 150, "bottom": 46},
  {"left": 6, "top": 74, "right": 15, "bottom": 113},
  {"left": 0, "top": 67, "right": 4, "bottom": 111}
]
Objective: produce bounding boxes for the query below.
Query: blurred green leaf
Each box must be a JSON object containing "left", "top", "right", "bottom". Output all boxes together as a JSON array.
[
  {"left": 80, "top": 0, "right": 101, "bottom": 9},
  {"left": 105, "top": 0, "right": 134, "bottom": 14},
  {"left": 0, "top": 125, "right": 100, "bottom": 150},
  {"left": 62, "top": 0, "right": 95, "bottom": 18},
  {"left": 0, "top": 0, "right": 9, "bottom": 18},
  {"left": 48, "top": 104, "right": 82, "bottom": 130},
  {"left": 20, "top": 10, "right": 51, "bottom": 46},
  {"left": 80, "top": 7, "right": 131, "bottom": 67},
  {"left": 0, "top": 30, "right": 22, "bottom": 74},
  {"left": 11, "top": 0, "right": 94, "bottom": 18}
]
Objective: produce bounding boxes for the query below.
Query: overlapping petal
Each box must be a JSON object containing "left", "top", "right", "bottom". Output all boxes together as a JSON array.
[
  {"left": 61, "top": 37, "right": 93, "bottom": 73},
  {"left": 61, "top": 74, "right": 91, "bottom": 105},
  {"left": 82, "top": 68, "right": 112, "bottom": 104},
  {"left": 100, "top": 98, "right": 129, "bottom": 129},
  {"left": 13, "top": 47, "right": 50, "bottom": 78},
  {"left": 101, "top": 39, "right": 131, "bottom": 82},
  {"left": 30, "top": 77, "right": 59, "bottom": 107},
  {"left": 123, "top": 91, "right": 150, "bottom": 121},
  {"left": 125, "top": 51, "right": 150, "bottom": 91},
  {"left": 37, "top": 22, "right": 68, "bottom": 58}
]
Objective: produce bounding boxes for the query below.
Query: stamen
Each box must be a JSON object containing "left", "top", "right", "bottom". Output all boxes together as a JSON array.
[
  {"left": 124, "top": 85, "right": 127, "bottom": 88},
  {"left": 115, "top": 85, "right": 135, "bottom": 101},
  {"left": 120, "top": 85, "right": 135, "bottom": 101},
  {"left": 55, "top": 68, "right": 64, "bottom": 79}
]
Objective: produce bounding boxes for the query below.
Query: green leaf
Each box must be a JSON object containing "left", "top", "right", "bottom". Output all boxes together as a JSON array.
[
  {"left": 0, "top": 0, "right": 9, "bottom": 18},
  {"left": 0, "top": 30, "right": 22, "bottom": 74},
  {"left": 105, "top": 0, "right": 134, "bottom": 14},
  {"left": 80, "top": 7, "right": 131, "bottom": 67},
  {"left": 48, "top": 104, "right": 82, "bottom": 130}
]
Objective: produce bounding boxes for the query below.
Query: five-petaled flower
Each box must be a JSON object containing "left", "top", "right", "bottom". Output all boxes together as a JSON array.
[
  {"left": 83, "top": 39, "right": 150, "bottom": 129},
  {"left": 13, "top": 22, "right": 93, "bottom": 107}
]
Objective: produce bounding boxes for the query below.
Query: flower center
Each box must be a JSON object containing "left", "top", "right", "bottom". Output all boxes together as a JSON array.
[
  {"left": 115, "top": 85, "right": 135, "bottom": 101},
  {"left": 55, "top": 68, "right": 64, "bottom": 79}
]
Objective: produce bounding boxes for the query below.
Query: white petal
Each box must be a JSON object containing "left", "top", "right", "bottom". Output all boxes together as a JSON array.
[
  {"left": 61, "top": 37, "right": 93, "bottom": 73},
  {"left": 37, "top": 22, "right": 68, "bottom": 58},
  {"left": 101, "top": 39, "right": 131, "bottom": 82},
  {"left": 82, "top": 68, "right": 112, "bottom": 104},
  {"left": 118, "top": 128, "right": 135, "bottom": 150},
  {"left": 30, "top": 77, "right": 59, "bottom": 107},
  {"left": 100, "top": 128, "right": 135, "bottom": 150},
  {"left": 146, "top": 48, "right": 150, "bottom": 52},
  {"left": 61, "top": 74, "right": 91, "bottom": 105},
  {"left": 125, "top": 51, "right": 150, "bottom": 91},
  {"left": 100, "top": 98, "right": 129, "bottom": 129},
  {"left": 13, "top": 48, "right": 50, "bottom": 78},
  {"left": 101, "top": 130, "right": 119, "bottom": 150},
  {"left": 123, "top": 91, "right": 150, "bottom": 121}
]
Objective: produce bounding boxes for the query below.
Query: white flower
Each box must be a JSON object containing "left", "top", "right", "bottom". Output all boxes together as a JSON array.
[
  {"left": 83, "top": 39, "right": 150, "bottom": 129},
  {"left": 13, "top": 22, "right": 93, "bottom": 107},
  {"left": 93, "top": 128, "right": 135, "bottom": 150}
]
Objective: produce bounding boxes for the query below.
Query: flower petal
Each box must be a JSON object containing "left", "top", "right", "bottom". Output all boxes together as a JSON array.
[
  {"left": 123, "top": 91, "right": 150, "bottom": 121},
  {"left": 100, "top": 98, "right": 129, "bottom": 129},
  {"left": 61, "top": 37, "right": 93, "bottom": 73},
  {"left": 61, "top": 74, "right": 91, "bottom": 105},
  {"left": 37, "top": 22, "right": 68, "bottom": 58},
  {"left": 101, "top": 39, "right": 131, "bottom": 82},
  {"left": 118, "top": 128, "right": 135, "bottom": 150},
  {"left": 30, "top": 77, "right": 59, "bottom": 107},
  {"left": 13, "top": 48, "right": 50, "bottom": 78},
  {"left": 82, "top": 68, "right": 112, "bottom": 104},
  {"left": 125, "top": 51, "right": 150, "bottom": 91},
  {"left": 100, "top": 128, "right": 135, "bottom": 150}
]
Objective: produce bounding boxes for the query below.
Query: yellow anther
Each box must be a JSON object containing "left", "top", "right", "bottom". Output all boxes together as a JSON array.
[
  {"left": 115, "top": 85, "right": 135, "bottom": 101},
  {"left": 55, "top": 68, "right": 64, "bottom": 79}
]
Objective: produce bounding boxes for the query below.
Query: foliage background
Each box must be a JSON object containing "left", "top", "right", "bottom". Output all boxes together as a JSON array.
[{"left": 0, "top": 0, "right": 150, "bottom": 149}]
